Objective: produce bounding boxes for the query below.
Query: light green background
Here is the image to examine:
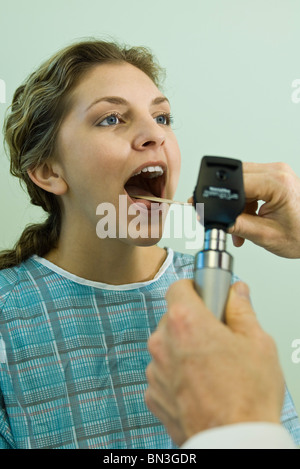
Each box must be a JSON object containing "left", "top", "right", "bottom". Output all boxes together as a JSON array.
[{"left": 0, "top": 0, "right": 300, "bottom": 421}]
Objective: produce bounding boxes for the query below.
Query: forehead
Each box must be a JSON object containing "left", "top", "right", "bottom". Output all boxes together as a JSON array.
[{"left": 70, "top": 62, "right": 162, "bottom": 107}]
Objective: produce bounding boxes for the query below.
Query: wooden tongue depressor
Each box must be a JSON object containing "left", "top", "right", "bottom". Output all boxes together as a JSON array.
[{"left": 129, "top": 195, "right": 192, "bottom": 206}]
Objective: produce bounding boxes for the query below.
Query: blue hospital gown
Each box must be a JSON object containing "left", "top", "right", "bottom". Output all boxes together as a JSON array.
[{"left": 0, "top": 249, "right": 299, "bottom": 448}]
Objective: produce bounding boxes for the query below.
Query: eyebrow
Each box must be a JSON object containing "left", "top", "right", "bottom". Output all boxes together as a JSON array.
[{"left": 85, "top": 95, "right": 170, "bottom": 112}]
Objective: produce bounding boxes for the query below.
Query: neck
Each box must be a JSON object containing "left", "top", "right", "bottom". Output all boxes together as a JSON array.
[{"left": 44, "top": 225, "right": 167, "bottom": 285}]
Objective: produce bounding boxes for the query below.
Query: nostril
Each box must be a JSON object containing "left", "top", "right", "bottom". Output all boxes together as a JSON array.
[
  {"left": 142, "top": 140, "right": 155, "bottom": 147},
  {"left": 134, "top": 133, "right": 165, "bottom": 150}
]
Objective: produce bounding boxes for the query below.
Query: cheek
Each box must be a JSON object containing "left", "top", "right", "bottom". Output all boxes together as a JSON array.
[
  {"left": 64, "top": 140, "right": 118, "bottom": 189},
  {"left": 83, "top": 138, "right": 127, "bottom": 181}
]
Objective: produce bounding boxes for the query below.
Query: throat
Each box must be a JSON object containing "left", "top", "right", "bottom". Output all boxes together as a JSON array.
[
  {"left": 125, "top": 185, "right": 155, "bottom": 198},
  {"left": 124, "top": 173, "right": 164, "bottom": 199}
]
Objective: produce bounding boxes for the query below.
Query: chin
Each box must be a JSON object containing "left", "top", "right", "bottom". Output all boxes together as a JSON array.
[
  {"left": 117, "top": 200, "right": 169, "bottom": 246},
  {"left": 131, "top": 238, "right": 161, "bottom": 247},
  {"left": 128, "top": 225, "right": 164, "bottom": 247},
  {"left": 118, "top": 217, "right": 164, "bottom": 247}
]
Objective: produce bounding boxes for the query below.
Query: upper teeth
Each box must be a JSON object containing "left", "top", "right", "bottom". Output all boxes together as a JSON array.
[{"left": 133, "top": 165, "right": 164, "bottom": 178}]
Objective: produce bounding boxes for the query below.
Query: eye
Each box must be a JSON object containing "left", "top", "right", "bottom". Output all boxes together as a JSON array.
[
  {"left": 154, "top": 113, "right": 174, "bottom": 126},
  {"left": 97, "top": 113, "right": 122, "bottom": 127}
]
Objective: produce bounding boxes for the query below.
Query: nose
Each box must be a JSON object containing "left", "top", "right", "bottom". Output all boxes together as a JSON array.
[{"left": 132, "top": 118, "right": 166, "bottom": 151}]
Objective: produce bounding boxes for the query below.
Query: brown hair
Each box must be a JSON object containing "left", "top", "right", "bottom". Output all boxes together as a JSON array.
[{"left": 1, "top": 39, "right": 164, "bottom": 269}]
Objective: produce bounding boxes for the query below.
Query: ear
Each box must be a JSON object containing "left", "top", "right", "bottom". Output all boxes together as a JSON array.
[{"left": 27, "top": 161, "right": 68, "bottom": 195}]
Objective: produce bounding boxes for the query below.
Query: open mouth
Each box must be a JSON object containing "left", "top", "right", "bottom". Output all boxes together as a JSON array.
[{"left": 124, "top": 165, "right": 167, "bottom": 208}]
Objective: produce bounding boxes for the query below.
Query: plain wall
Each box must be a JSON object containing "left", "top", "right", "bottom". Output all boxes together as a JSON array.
[{"left": 0, "top": 0, "right": 299, "bottom": 418}]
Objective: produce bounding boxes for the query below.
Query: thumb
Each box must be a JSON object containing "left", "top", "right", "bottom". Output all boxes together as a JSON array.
[{"left": 225, "top": 281, "right": 259, "bottom": 335}]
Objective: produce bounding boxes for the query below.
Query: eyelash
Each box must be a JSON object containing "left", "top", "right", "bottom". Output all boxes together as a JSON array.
[
  {"left": 96, "top": 112, "right": 123, "bottom": 127},
  {"left": 155, "top": 112, "right": 174, "bottom": 126},
  {"left": 96, "top": 112, "right": 174, "bottom": 127}
]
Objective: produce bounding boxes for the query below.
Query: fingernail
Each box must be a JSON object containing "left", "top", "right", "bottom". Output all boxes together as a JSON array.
[{"left": 233, "top": 282, "right": 250, "bottom": 299}]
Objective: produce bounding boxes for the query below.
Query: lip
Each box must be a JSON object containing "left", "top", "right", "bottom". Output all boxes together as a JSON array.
[{"left": 125, "top": 160, "right": 168, "bottom": 183}]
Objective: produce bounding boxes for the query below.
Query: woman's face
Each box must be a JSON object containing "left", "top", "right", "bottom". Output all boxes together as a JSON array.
[{"left": 55, "top": 62, "right": 181, "bottom": 244}]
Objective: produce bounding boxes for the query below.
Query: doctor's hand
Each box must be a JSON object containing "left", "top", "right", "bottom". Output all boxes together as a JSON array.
[
  {"left": 229, "top": 162, "right": 300, "bottom": 258},
  {"left": 145, "top": 279, "right": 284, "bottom": 447}
]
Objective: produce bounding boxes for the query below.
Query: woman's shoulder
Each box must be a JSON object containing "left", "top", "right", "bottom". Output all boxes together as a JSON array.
[
  {"left": 0, "top": 263, "right": 21, "bottom": 289},
  {"left": 0, "top": 258, "right": 38, "bottom": 308},
  {"left": 0, "top": 265, "right": 21, "bottom": 311}
]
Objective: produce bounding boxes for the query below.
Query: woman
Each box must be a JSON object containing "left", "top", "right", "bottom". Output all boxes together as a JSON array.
[{"left": 0, "top": 39, "right": 299, "bottom": 449}]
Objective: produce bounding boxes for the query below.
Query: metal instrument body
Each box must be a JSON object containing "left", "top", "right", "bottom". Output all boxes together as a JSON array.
[
  {"left": 194, "top": 228, "right": 233, "bottom": 322},
  {"left": 193, "top": 156, "right": 245, "bottom": 321}
]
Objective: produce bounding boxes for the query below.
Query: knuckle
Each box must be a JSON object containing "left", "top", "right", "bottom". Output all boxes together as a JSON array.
[
  {"left": 145, "top": 362, "right": 153, "bottom": 382},
  {"left": 168, "top": 303, "right": 188, "bottom": 327},
  {"left": 147, "top": 331, "right": 161, "bottom": 356},
  {"left": 255, "top": 329, "right": 277, "bottom": 355},
  {"left": 272, "top": 161, "right": 290, "bottom": 174},
  {"left": 166, "top": 279, "right": 193, "bottom": 301},
  {"left": 271, "top": 162, "right": 293, "bottom": 186},
  {"left": 144, "top": 390, "right": 158, "bottom": 416},
  {"left": 265, "top": 333, "right": 278, "bottom": 352}
]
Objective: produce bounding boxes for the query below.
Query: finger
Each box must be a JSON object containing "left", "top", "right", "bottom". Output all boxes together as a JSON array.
[
  {"left": 145, "top": 362, "right": 179, "bottom": 423},
  {"left": 228, "top": 200, "right": 258, "bottom": 236},
  {"left": 165, "top": 279, "right": 219, "bottom": 332},
  {"left": 242, "top": 162, "right": 278, "bottom": 174},
  {"left": 165, "top": 281, "right": 226, "bottom": 347},
  {"left": 242, "top": 172, "right": 281, "bottom": 203},
  {"left": 225, "top": 282, "right": 261, "bottom": 335},
  {"left": 229, "top": 211, "right": 280, "bottom": 248},
  {"left": 242, "top": 164, "right": 296, "bottom": 211},
  {"left": 144, "top": 384, "right": 184, "bottom": 446},
  {"left": 165, "top": 279, "right": 203, "bottom": 311},
  {"left": 147, "top": 328, "right": 165, "bottom": 361},
  {"left": 145, "top": 361, "right": 168, "bottom": 393},
  {"left": 242, "top": 161, "right": 293, "bottom": 175},
  {"left": 144, "top": 382, "right": 177, "bottom": 422},
  {"left": 189, "top": 162, "right": 291, "bottom": 205},
  {"left": 231, "top": 234, "right": 245, "bottom": 247}
]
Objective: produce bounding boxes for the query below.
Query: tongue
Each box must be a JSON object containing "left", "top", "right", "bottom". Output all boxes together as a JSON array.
[{"left": 125, "top": 185, "right": 155, "bottom": 198}]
